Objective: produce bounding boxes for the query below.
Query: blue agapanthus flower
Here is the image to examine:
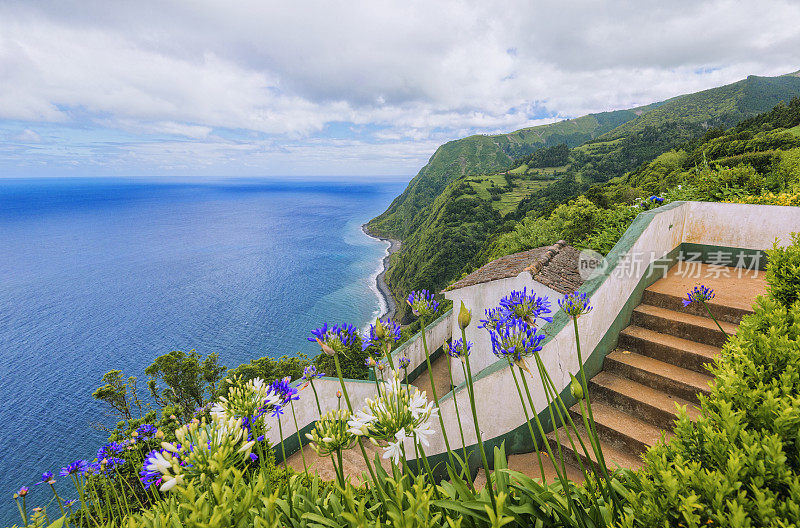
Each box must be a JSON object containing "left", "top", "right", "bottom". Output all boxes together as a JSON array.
[
  {"left": 499, "top": 288, "right": 553, "bottom": 324},
  {"left": 558, "top": 291, "right": 593, "bottom": 318},
  {"left": 60, "top": 460, "right": 88, "bottom": 477},
  {"left": 649, "top": 195, "right": 664, "bottom": 204},
  {"left": 362, "top": 317, "right": 402, "bottom": 350},
  {"left": 478, "top": 307, "right": 507, "bottom": 332},
  {"left": 136, "top": 424, "right": 158, "bottom": 440},
  {"left": 301, "top": 365, "right": 324, "bottom": 381},
  {"left": 35, "top": 471, "right": 54, "bottom": 485},
  {"left": 489, "top": 317, "right": 545, "bottom": 361},
  {"left": 398, "top": 355, "right": 411, "bottom": 369},
  {"left": 97, "top": 442, "right": 124, "bottom": 462},
  {"left": 447, "top": 338, "right": 472, "bottom": 359},
  {"left": 270, "top": 376, "right": 299, "bottom": 406},
  {"left": 407, "top": 289, "right": 441, "bottom": 318},
  {"left": 683, "top": 285, "right": 715, "bottom": 307},
  {"left": 309, "top": 323, "right": 358, "bottom": 355},
  {"left": 63, "top": 499, "right": 76, "bottom": 508}
]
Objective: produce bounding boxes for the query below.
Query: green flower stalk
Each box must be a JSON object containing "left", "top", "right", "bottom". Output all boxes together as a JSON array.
[{"left": 458, "top": 302, "right": 496, "bottom": 510}]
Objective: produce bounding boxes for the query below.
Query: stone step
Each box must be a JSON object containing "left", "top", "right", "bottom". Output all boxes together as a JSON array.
[
  {"left": 589, "top": 371, "right": 699, "bottom": 430},
  {"left": 631, "top": 304, "right": 737, "bottom": 347},
  {"left": 641, "top": 289, "right": 751, "bottom": 325},
  {"left": 546, "top": 422, "right": 644, "bottom": 473},
  {"left": 619, "top": 325, "right": 719, "bottom": 374},
  {"left": 568, "top": 400, "right": 668, "bottom": 455},
  {"left": 604, "top": 349, "right": 713, "bottom": 404}
]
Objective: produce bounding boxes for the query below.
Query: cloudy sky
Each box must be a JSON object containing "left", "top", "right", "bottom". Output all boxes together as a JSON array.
[{"left": 1, "top": 0, "right": 798, "bottom": 178}]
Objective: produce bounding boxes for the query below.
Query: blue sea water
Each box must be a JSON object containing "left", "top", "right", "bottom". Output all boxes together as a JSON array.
[{"left": 0, "top": 177, "right": 405, "bottom": 522}]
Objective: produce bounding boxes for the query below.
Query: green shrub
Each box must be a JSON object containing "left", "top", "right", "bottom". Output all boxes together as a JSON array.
[
  {"left": 313, "top": 334, "right": 370, "bottom": 380},
  {"left": 766, "top": 232, "right": 800, "bottom": 309}
]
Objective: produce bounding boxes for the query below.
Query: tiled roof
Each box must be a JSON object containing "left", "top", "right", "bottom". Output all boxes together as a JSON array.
[{"left": 445, "top": 240, "right": 596, "bottom": 294}]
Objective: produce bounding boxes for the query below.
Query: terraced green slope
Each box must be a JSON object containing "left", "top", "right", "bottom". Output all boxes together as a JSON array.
[{"left": 366, "top": 109, "right": 641, "bottom": 239}]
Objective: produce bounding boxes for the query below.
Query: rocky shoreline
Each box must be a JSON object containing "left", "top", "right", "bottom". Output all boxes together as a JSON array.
[{"left": 361, "top": 224, "right": 401, "bottom": 320}]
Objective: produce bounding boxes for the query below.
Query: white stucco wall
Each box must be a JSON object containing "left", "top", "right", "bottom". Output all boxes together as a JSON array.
[{"left": 391, "top": 309, "right": 452, "bottom": 376}]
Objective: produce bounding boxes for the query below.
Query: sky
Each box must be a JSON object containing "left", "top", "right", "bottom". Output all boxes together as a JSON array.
[{"left": 0, "top": 0, "right": 799, "bottom": 179}]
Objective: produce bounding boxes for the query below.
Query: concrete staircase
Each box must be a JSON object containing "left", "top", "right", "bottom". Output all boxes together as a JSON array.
[{"left": 546, "top": 263, "right": 764, "bottom": 473}]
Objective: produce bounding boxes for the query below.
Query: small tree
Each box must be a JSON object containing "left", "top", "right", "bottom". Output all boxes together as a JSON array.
[
  {"left": 145, "top": 350, "right": 226, "bottom": 420},
  {"left": 92, "top": 369, "right": 145, "bottom": 423}
]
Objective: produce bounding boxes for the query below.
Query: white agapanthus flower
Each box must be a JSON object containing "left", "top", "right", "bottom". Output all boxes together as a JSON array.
[
  {"left": 213, "top": 376, "right": 281, "bottom": 422},
  {"left": 352, "top": 369, "right": 438, "bottom": 465},
  {"left": 382, "top": 428, "right": 407, "bottom": 464},
  {"left": 145, "top": 413, "right": 257, "bottom": 492}
]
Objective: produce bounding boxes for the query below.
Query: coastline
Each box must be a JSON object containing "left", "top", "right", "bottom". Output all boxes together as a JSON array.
[{"left": 361, "top": 224, "right": 401, "bottom": 320}]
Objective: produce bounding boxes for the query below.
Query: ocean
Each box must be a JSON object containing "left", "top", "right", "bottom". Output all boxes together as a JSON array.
[{"left": 0, "top": 177, "right": 405, "bottom": 522}]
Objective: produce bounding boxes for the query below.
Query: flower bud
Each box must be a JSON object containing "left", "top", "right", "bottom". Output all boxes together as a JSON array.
[
  {"left": 316, "top": 338, "right": 336, "bottom": 356},
  {"left": 374, "top": 318, "right": 386, "bottom": 339},
  {"left": 570, "top": 374, "right": 584, "bottom": 400},
  {"left": 336, "top": 390, "right": 342, "bottom": 399},
  {"left": 458, "top": 301, "right": 472, "bottom": 330}
]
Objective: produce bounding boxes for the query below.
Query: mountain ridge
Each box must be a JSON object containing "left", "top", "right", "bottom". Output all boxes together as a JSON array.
[{"left": 369, "top": 71, "right": 800, "bottom": 320}]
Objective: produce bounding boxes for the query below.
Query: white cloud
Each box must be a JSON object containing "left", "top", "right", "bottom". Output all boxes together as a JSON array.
[{"left": 0, "top": 0, "right": 798, "bottom": 176}]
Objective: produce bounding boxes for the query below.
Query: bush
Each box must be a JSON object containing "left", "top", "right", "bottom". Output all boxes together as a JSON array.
[
  {"left": 313, "top": 334, "right": 371, "bottom": 380},
  {"left": 766, "top": 232, "right": 800, "bottom": 309},
  {"left": 621, "top": 235, "right": 800, "bottom": 527}
]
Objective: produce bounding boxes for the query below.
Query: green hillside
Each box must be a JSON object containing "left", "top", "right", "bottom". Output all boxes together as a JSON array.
[
  {"left": 366, "top": 108, "right": 642, "bottom": 239},
  {"left": 372, "top": 72, "right": 800, "bottom": 320},
  {"left": 600, "top": 74, "right": 800, "bottom": 141}
]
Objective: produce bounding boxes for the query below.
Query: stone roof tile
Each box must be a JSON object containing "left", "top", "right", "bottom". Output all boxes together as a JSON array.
[{"left": 445, "top": 241, "right": 596, "bottom": 294}]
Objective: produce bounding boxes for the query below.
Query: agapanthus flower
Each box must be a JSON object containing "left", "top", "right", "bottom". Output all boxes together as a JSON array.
[
  {"left": 499, "top": 288, "right": 553, "bottom": 324},
  {"left": 97, "top": 442, "right": 123, "bottom": 462},
  {"left": 348, "top": 370, "right": 438, "bottom": 463},
  {"left": 478, "top": 307, "right": 507, "bottom": 332},
  {"left": 148, "top": 415, "right": 256, "bottom": 492},
  {"left": 92, "top": 457, "right": 126, "bottom": 476},
  {"left": 362, "top": 317, "right": 402, "bottom": 351},
  {"left": 365, "top": 357, "right": 377, "bottom": 367},
  {"left": 140, "top": 449, "right": 172, "bottom": 489},
  {"left": 382, "top": 428, "right": 406, "bottom": 464},
  {"left": 16, "top": 486, "right": 28, "bottom": 497},
  {"left": 301, "top": 365, "right": 324, "bottom": 382},
  {"left": 407, "top": 289, "right": 440, "bottom": 319},
  {"left": 305, "top": 409, "right": 358, "bottom": 456},
  {"left": 136, "top": 424, "right": 158, "bottom": 440},
  {"left": 649, "top": 195, "right": 664, "bottom": 204},
  {"left": 309, "top": 323, "right": 358, "bottom": 355},
  {"left": 447, "top": 338, "right": 472, "bottom": 359},
  {"left": 212, "top": 376, "right": 281, "bottom": 430},
  {"left": 489, "top": 317, "right": 546, "bottom": 362},
  {"left": 683, "top": 285, "right": 715, "bottom": 307},
  {"left": 60, "top": 460, "right": 88, "bottom": 477},
  {"left": 398, "top": 355, "right": 411, "bottom": 369},
  {"left": 558, "top": 291, "right": 593, "bottom": 318},
  {"left": 269, "top": 376, "right": 299, "bottom": 406},
  {"left": 34, "top": 471, "right": 54, "bottom": 485}
]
